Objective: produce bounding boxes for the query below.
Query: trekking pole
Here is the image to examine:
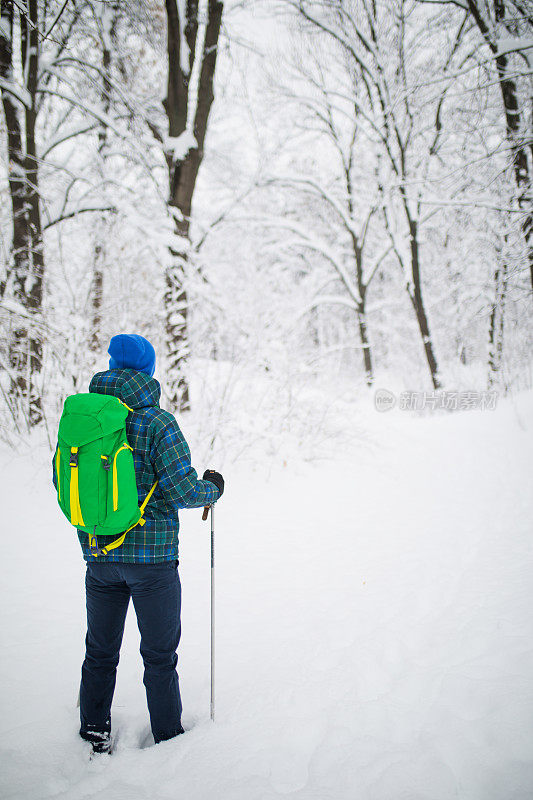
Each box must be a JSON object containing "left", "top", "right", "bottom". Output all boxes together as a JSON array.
[{"left": 202, "top": 503, "right": 215, "bottom": 721}]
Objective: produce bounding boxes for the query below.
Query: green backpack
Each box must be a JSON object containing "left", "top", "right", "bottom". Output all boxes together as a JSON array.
[{"left": 54, "top": 393, "right": 157, "bottom": 557}]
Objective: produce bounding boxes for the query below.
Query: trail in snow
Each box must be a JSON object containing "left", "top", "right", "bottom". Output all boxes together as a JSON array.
[{"left": 0, "top": 392, "right": 532, "bottom": 800}]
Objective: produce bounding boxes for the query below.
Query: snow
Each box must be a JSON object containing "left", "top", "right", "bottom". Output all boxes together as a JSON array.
[
  {"left": 260, "top": 216, "right": 362, "bottom": 306},
  {"left": 7, "top": 161, "right": 25, "bottom": 176},
  {"left": 186, "top": 0, "right": 209, "bottom": 136},
  {"left": 0, "top": 18, "right": 10, "bottom": 41},
  {"left": 165, "top": 130, "right": 199, "bottom": 161},
  {"left": 0, "top": 76, "right": 31, "bottom": 108},
  {"left": 41, "top": 123, "right": 99, "bottom": 159},
  {"left": 176, "top": 0, "right": 191, "bottom": 75},
  {"left": 1, "top": 390, "right": 533, "bottom": 799},
  {"left": 167, "top": 0, "right": 209, "bottom": 158},
  {"left": 1, "top": 297, "right": 31, "bottom": 318},
  {"left": 100, "top": 5, "right": 114, "bottom": 50},
  {"left": 496, "top": 36, "right": 533, "bottom": 57}
]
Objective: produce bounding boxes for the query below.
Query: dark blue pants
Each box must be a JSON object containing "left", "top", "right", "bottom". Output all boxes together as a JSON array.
[{"left": 80, "top": 560, "right": 183, "bottom": 744}]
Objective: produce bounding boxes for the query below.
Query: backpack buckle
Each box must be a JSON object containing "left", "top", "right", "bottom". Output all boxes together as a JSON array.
[
  {"left": 69, "top": 450, "right": 78, "bottom": 467},
  {"left": 89, "top": 532, "right": 104, "bottom": 557}
]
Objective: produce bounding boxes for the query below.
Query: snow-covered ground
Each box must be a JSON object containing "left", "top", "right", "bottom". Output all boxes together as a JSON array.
[{"left": 1, "top": 391, "right": 532, "bottom": 800}]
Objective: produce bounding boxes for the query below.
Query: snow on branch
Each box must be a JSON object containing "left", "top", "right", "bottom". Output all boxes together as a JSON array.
[
  {"left": 40, "top": 123, "right": 99, "bottom": 159},
  {"left": 185, "top": 0, "right": 208, "bottom": 138},
  {"left": 165, "top": 130, "right": 198, "bottom": 160},
  {"left": 310, "top": 294, "right": 359, "bottom": 311},
  {"left": 36, "top": 87, "right": 127, "bottom": 139},
  {"left": 267, "top": 175, "right": 361, "bottom": 240},
  {"left": 263, "top": 217, "right": 362, "bottom": 307},
  {"left": 0, "top": 76, "right": 31, "bottom": 107},
  {"left": 496, "top": 36, "right": 533, "bottom": 59},
  {"left": 43, "top": 206, "right": 117, "bottom": 230},
  {"left": 176, "top": 0, "right": 191, "bottom": 75}
]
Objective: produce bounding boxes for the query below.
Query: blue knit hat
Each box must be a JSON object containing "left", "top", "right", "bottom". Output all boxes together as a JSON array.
[{"left": 108, "top": 334, "right": 156, "bottom": 377}]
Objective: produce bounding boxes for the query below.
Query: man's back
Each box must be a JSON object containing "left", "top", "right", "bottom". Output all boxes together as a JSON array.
[{"left": 80, "top": 368, "right": 218, "bottom": 563}]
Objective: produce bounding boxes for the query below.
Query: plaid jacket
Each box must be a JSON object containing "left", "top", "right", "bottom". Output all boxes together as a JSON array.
[{"left": 62, "top": 369, "right": 218, "bottom": 563}]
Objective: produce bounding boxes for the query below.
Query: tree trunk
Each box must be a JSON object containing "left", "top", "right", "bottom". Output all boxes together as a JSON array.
[
  {"left": 494, "top": 53, "right": 533, "bottom": 295},
  {"left": 0, "top": 3, "right": 24, "bottom": 303},
  {"left": 90, "top": 5, "right": 118, "bottom": 354},
  {"left": 466, "top": 0, "right": 533, "bottom": 294},
  {"left": 407, "top": 218, "right": 441, "bottom": 389},
  {"left": 357, "top": 305, "right": 373, "bottom": 387},
  {"left": 487, "top": 258, "right": 508, "bottom": 388},
  {"left": 1, "top": 0, "right": 44, "bottom": 427},
  {"left": 22, "top": 0, "right": 44, "bottom": 425},
  {"left": 348, "top": 171, "right": 374, "bottom": 386},
  {"left": 355, "top": 252, "right": 373, "bottom": 386},
  {"left": 90, "top": 242, "right": 104, "bottom": 352},
  {"left": 164, "top": 0, "right": 223, "bottom": 413}
]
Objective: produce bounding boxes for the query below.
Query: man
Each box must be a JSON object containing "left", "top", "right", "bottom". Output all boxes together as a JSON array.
[{"left": 70, "top": 333, "right": 224, "bottom": 753}]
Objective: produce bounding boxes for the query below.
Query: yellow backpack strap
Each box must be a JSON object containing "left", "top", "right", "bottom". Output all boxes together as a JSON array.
[
  {"left": 90, "top": 481, "right": 158, "bottom": 557},
  {"left": 69, "top": 447, "right": 85, "bottom": 527},
  {"left": 140, "top": 480, "right": 158, "bottom": 516},
  {"left": 91, "top": 531, "right": 128, "bottom": 557},
  {"left": 55, "top": 447, "right": 61, "bottom": 501},
  {"left": 119, "top": 399, "right": 135, "bottom": 413}
]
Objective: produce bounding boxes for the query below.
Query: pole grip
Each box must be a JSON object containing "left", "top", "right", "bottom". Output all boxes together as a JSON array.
[{"left": 202, "top": 505, "right": 209, "bottom": 521}]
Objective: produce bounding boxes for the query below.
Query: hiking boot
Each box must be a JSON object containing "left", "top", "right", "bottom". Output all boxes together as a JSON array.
[
  {"left": 90, "top": 733, "right": 112, "bottom": 755},
  {"left": 80, "top": 727, "right": 112, "bottom": 755}
]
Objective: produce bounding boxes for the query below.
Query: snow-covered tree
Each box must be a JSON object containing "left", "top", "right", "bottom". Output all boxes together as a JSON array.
[
  {"left": 1, "top": 0, "right": 46, "bottom": 427},
  {"left": 160, "top": 0, "right": 223, "bottom": 412}
]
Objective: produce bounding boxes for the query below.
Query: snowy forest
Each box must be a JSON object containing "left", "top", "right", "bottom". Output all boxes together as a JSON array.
[
  {"left": 1, "top": 2, "right": 532, "bottom": 799},
  {"left": 0, "top": 0, "right": 531, "bottom": 453}
]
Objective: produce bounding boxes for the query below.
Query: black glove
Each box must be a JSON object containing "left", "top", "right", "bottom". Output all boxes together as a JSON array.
[{"left": 202, "top": 469, "right": 224, "bottom": 498}]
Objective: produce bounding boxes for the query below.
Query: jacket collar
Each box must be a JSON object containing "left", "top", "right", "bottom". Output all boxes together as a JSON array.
[{"left": 89, "top": 369, "right": 161, "bottom": 410}]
